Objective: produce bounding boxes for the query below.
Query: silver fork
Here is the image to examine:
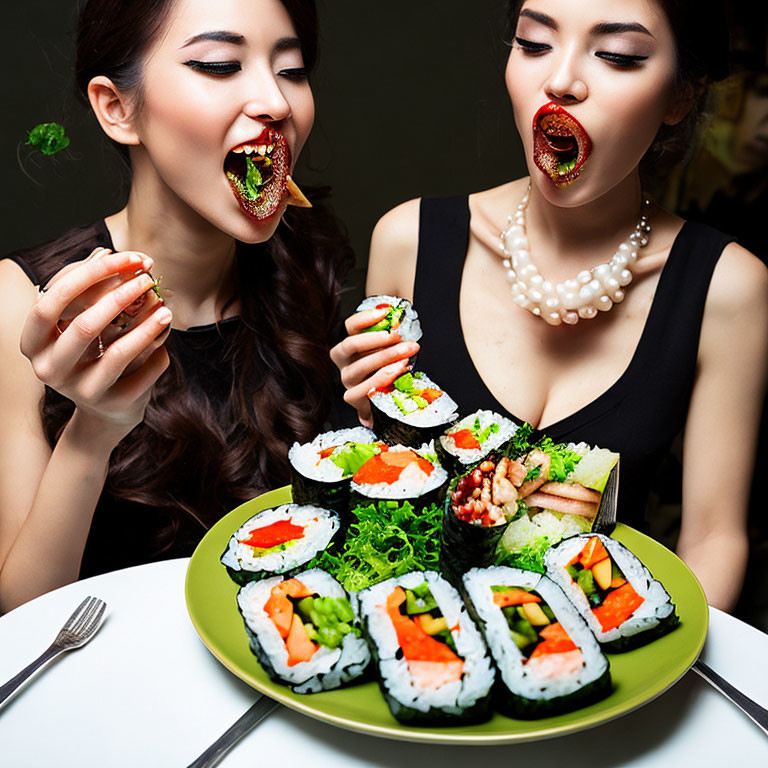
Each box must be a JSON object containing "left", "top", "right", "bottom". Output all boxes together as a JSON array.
[{"left": 0, "top": 596, "right": 106, "bottom": 708}]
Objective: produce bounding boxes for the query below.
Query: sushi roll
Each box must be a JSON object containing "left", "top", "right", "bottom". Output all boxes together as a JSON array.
[
  {"left": 350, "top": 443, "right": 448, "bottom": 511},
  {"left": 237, "top": 569, "right": 371, "bottom": 693},
  {"left": 440, "top": 457, "right": 523, "bottom": 585},
  {"left": 463, "top": 566, "right": 611, "bottom": 718},
  {"left": 544, "top": 533, "right": 679, "bottom": 652},
  {"left": 356, "top": 570, "right": 494, "bottom": 725},
  {"left": 356, "top": 295, "right": 422, "bottom": 344},
  {"left": 436, "top": 411, "right": 519, "bottom": 475},
  {"left": 221, "top": 504, "right": 340, "bottom": 586},
  {"left": 368, "top": 371, "right": 459, "bottom": 447},
  {"left": 288, "top": 427, "right": 378, "bottom": 514}
]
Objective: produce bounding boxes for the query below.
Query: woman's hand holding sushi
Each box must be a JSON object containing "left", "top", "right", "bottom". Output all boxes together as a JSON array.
[
  {"left": 330, "top": 307, "right": 420, "bottom": 427},
  {"left": 0, "top": 249, "right": 172, "bottom": 611},
  {"left": 20, "top": 248, "right": 172, "bottom": 446}
]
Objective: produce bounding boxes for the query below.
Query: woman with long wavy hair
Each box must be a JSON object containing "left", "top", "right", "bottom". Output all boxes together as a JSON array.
[{"left": 0, "top": 0, "right": 353, "bottom": 611}]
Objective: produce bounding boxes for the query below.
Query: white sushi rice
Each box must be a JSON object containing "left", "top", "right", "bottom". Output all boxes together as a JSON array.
[
  {"left": 221, "top": 504, "right": 338, "bottom": 576},
  {"left": 237, "top": 569, "right": 370, "bottom": 692},
  {"left": 369, "top": 372, "right": 459, "bottom": 428},
  {"left": 463, "top": 566, "right": 608, "bottom": 701},
  {"left": 357, "top": 571, "right": 494, "bottom": 715},
  {"left": 544, "top": 533, "right": 676, "bottom": 643},
  {"left": 439, "top": 410, "right": 519, "bottom": 465},
  {"left": 350, "top": 444, "right": 448, "bottom": 500},
  {"left": 288, "top": 427, "right": 377, "bottom": 482},
  {"left": 357, "top": 295, "right": 422, "bottom": 343}
]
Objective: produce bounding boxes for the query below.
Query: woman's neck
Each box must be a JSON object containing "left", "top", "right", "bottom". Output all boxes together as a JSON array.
[
  {"left": 105, "top": 162, "right": 238, "bottom": 330},
  {"left": 524, "top": 173, "right": 645, "bottom": 277}
]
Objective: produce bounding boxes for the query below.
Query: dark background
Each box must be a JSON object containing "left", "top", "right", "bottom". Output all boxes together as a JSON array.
[{"left": 0, "top": 0, "right": 526, "bottom": 296}]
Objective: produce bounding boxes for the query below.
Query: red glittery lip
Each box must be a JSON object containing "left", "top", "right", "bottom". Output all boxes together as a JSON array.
[
  {"left": 532, "top": 102, "right": 592, "bottom": 187},
  {"left": 224, "top": 128, "right": 292, "bottom": 222}
]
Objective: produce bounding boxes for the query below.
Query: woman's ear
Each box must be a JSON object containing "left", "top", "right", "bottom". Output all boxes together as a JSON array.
[
  {"left": 87, "top": 76, "right": 140, "bottom": 146},
  {"left": 663, "top": 77, "right": 707, "bottom": 126}
]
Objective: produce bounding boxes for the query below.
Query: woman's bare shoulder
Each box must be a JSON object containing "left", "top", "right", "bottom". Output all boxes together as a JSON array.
[
  {"left": 366, "top": 198, "right": 422, "bottom": 300},
  {"left": 708, "top": 241, "right": 768, "bottom": 317}
]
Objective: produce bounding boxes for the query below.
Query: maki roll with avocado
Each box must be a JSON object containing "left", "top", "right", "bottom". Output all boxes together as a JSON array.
[
  {"left": 288, "top": 427, "right": 378, "bottom": 514},
  {"left": 350, "top": 443, "right": 448, "bottom": 511},
  {"left": 369, "top": 371, "right": 459, "bottom": 447},
  {"left": 544, "top": 533, "right": 679, "bottom": 652},
  {"left": 436, "top": 410, "right": 519, "bottom": 475},
  {"left": 237, "top": 569, "right": 371, "bottom": 693},
  {"left": 221, "top": 504, "right": 340, "bottom": 586},
  {"left": 463, "top": 566, "right": 611, "bottom": 718},
  {"left": 356, "top": 295, "right": 422, "bottom": 344},
  {"left": 440, "top": 456, "right": 524, "bottom": 585},
  {"left": 356, "top": 570, "right": 494, "bottom": 725}
]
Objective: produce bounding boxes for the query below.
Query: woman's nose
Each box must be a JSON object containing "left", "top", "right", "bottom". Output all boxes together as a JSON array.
[
  {"left": 242, "top": 70, "right": 292, "bottom": 123},
  {"left": 544, "top": 46, "right": 588, "bottom": 104}
]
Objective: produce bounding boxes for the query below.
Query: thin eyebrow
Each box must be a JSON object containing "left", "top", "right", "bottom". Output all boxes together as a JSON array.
[
  {"left": 180, "top": 31, "right": 246, "bottom": 49},
  {"left": 518, "top": 10, "right": 653, "bottom": 38},
  {"left": 274, "top": 36, "right": 302, "bottom": 54}
]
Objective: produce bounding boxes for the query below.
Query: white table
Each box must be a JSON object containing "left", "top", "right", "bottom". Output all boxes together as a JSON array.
[{"left": 0, "top": 559, "right": 766, "bottom": 767}]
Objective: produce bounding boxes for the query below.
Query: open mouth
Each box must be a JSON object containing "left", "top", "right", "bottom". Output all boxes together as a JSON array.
[
  {"left": 533, "top": 103, "right": 592, "bottom": 187},
  {"left": 224, "top": 127, "right": 291, "bottom": 220}
]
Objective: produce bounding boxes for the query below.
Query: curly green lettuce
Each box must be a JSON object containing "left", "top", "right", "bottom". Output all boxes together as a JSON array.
[{"left": 26, "top": 122, "right": 70, "bottom": 155}]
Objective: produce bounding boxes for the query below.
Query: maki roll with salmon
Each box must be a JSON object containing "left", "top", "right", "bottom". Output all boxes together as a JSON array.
[
  {"left": 237, "top": 569, "right": 371, "bottom": 693},
  {"left": 356, "top": 295, "right": 422, "bottom": 344},
  {"left": 356, "top": 570, "right": 494, "bottom": 725},
  {"left": 544, "top": 534, "right": 679, "bottom": 652},
  {"left": 221, "top": 504, "right": 340, "bottom": 586},
  {"left": 350, "top": 443, "right": 448, "bottom": 511},
  {"left": 369, "top": 371, "right": 459, "bottom": 447},
  {"left": 440, "top": 456, "right": 524, "bottom": 585},
  {"left": 463, "top": 566, "right": 611, "bottom": 718},
  {"left": 288, "top": 427, "right": 378, "bottom": 514},
  {"left": 436, "top": 410, "right": 519, "bottom": 475}
]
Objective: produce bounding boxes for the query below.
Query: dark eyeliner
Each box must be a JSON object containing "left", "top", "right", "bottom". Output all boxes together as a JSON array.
[
  {"left": 595, "top": 52, "right": 648, "bottom": 66},
  {"left": 515, "top": 36, "right": 551, "bottom": 53},
  {"left": 183, "top": 59, "right": 241, "bottom": 75}
]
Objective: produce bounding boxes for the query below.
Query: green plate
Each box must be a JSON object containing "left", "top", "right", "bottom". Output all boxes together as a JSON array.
[{"left": 185, "top": 486, "right": 708, "bottom": 744}]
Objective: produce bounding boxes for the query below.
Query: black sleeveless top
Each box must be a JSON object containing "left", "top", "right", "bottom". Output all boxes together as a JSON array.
[
  {"left": 414, "top": 196, "right": 736, "bottom": 531},
  {"left": 4, "top": 221, "right": 253, "bottom": 577}
]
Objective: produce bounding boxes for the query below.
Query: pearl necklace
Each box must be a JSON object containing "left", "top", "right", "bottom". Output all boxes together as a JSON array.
[{"left": 499, "top": 186, "right": 652, "bottom": 326}]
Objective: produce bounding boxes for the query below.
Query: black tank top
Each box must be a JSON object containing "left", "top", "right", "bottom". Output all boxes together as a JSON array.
[{"left": 414, "top": 196, "right": 736, "bottom": 530}]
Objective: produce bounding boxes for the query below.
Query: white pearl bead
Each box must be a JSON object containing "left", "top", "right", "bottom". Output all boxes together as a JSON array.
[
  {"left": 597, "top": 295, "right": 613, "bottom": 311},
  {"left": 513, "top": 295, "right": 529, "bottom": 307},
  {"left": 511, "top": 281, "right": 525, "bottom": 293},
  {"left": 506, "top": 225, "right": 524, "bottom": 237},
  {"left": 510, "top": 236, "right": 528, "bottom": 250},
  {"left": 628, "top": 250, "right": 638, "bottom": 263},
  {"left": 613, "top": 289, "right": 625, "bottom": 303},
  {"left": 541, "top": 280, "right": 554, "bottom": 294},
  {"left": 579, "top": 285, "right": 595, "bottom": 301},
  {"left": 588, "top": 279, "right": 602, "bottom": 293},
  {"left": 618, "top": 242, "right": 631, "bottom": 255},
  {"left": 530, "top": 289, "right": 543, "bottom": 303},
  {"left": 594, "top": 264, "right": 610, "bottom": 278},
  {"left": 506, "top": 270, "right": 516, "bottom": 282},
  {"left": 530, "top": 274, "right": 543, "bottom": 286},
  {"left": 545, "top": 297, "right": 559, "bottom": 309},
  {"left": 562, "top": 291, "right": 578, "bottom": 307},
  {"left": 502, "top": 259, "right": 511, "bottom": 269},
  {"left": 619, "top": 269, "right": 633, "bottom": 286},
  {"left": 565, "top": 278, "right": 580, "bottom": 291},
  {"left": 577, "top": 270, "right": 592, "bottom": 284},
  {"left": 521, "top": 264, "right": 537, "bottom": 277},
  {"left": 613, "top": 254, "right": 628, "bottom": 268},
  {"left": 606, "top": 277, "right": 620, "bottom": 292},
  {"left": 532, "top": 307, "right": 541, "bottom": 316},
  {"left": 562, "top": 311, "right": 579, "bottom": 325},
  {"left": 578, "top": 306, "right": 598, "bottom": 319},
  {"left": 545, "top": 312, "right": 562, "bottom": 325}
]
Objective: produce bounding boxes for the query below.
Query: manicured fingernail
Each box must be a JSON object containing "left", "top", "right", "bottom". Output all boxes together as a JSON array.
[
  {"left": 156, "top": 307, "right": 172, "bottom": 325},
  {"left": 127, "top": 254, "right": 143, "bottom": 265},
  {"left": 383, "top": 360, "right": 409, "bottom": 375}
]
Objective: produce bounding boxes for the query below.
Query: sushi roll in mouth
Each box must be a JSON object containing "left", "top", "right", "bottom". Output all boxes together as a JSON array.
[
  {"left": 237, "top": 569, "right": 371, "bottom": 693},
  {"left": 224, "top": 127, "right": 291, "bottom": 220},
  {"left": 221, "top": 504, "right": 340, "bottom": 585},
  {"left": 545, "top": 533, "right": 679, "bottom": 652},
  {"left": 357, "top": 571, "right": 494, "bottom": 724},
  {"left": 533, "top": 102, "right": 592, "bottom": 188},
  {"left": 463, "top": 566, "right": 611, "bottom": 718}
]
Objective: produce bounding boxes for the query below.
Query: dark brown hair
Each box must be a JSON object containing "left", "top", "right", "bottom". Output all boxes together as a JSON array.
[
  {"left": 32, "top": 0, "right": 352, "bottom": 550},
  {"left": 504, "top": 0, "right": 731, "bottom": 189}
]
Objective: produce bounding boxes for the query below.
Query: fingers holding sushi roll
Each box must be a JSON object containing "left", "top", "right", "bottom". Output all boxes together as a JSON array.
[{"left": 331, "top": 309, "right": 420, "bottom": 426}]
